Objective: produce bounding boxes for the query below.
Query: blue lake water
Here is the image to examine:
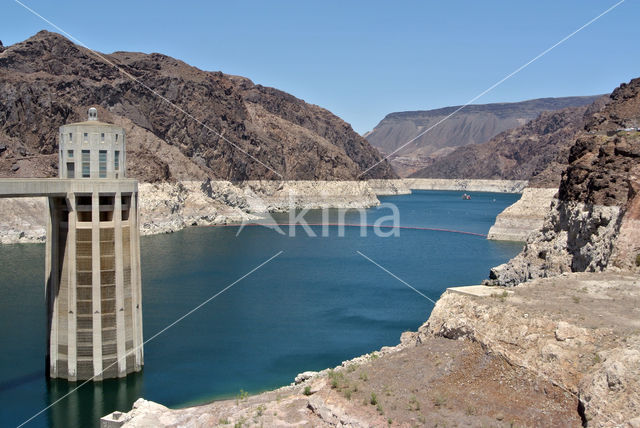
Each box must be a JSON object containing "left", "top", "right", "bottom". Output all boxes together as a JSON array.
[{"left": 0, "top": 190, "right": 523, "bottom": 428}]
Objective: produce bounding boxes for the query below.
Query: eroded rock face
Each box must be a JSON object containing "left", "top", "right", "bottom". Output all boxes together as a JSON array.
[
  {"left": 423, "top": 273, "right": 640, "bottom": 426},
  {"left": 489, "top": 201, "right": 622, "bottom": 285},
  {"left": 0, "top": 31, "right": 395, "bottom": 182},
  {"left": 488, "top": 78, "right": 640, "bottom": 285},
  {"left": 487, "top": 187, "right": 558, "bottom": 242},
  {"left": 0, "top": 197, "right": 46, "bottom": 244}
]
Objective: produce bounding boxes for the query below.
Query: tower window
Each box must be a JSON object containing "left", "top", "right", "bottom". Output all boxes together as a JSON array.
[
  {"left": 114, "top": 151, "right": 120, "bottom": 170},
  {"left": 101, "top": 133, "right": 105, "bottom": 142},
  {"left": 99, "top": 150, "right": 107, "bottom": 178},
  {"left": 83, "top": 133, "right": 88, "bottom": 142},
  {"left": 67, "top": 162, "right": 75, "bottom": 178},
  {"left": 81, "top": 150, "right": 90, "bottom": 177},
  {"left": 68, "top": 149, "right": 74, "bottom": 158},
  {"left": 69, "top": 132, "right": 73, "bottom": 141},
  {"left": 115, "top": 134, "right": 118, "bottom": 142}
]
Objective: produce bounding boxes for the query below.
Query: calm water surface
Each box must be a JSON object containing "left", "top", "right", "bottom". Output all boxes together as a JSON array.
[{"left": 0, "top": 190, "right": 523, "bottom": 427}]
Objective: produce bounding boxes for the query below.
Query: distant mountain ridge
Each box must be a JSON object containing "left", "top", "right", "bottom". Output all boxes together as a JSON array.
[
  {"left": 0, "top": 31, "right": 396, "bottom": 182},
  {"left": 409, "top": 97, "right": 609, "bottom": 186},
  {"left": 365, "top": 96, "right": 603, "bottom": 177}
]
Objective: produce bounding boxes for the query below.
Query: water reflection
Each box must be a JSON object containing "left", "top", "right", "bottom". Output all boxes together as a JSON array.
[
  {"left": 46, "top": 372, "right": 143, "bottom": 428},
  {"left": 0, "top": 370, "right": 43, "bottom": 393}
]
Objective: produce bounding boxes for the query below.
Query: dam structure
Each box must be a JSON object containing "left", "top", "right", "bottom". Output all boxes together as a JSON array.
[{"left": 0, "top": 108, "right": 143, "bottom": 381}]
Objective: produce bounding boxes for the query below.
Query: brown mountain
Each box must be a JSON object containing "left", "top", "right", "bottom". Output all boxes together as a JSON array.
[
  {"left": 0, "top": 31, "right": 395, "bottom": 182},
  {"left": 560, "top": 78, "right": 640, "bottom": 207},
  {"left": 409, "top": 97, "right": 608, "bottom": 187},
  {"left": 366, "top": 96, "right": 602, "bottom": 177}
]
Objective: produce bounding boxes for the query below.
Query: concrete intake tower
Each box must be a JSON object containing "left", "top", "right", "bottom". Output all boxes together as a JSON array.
[{"left": 0, "top": 108, "right": 144, "bottom": 381}]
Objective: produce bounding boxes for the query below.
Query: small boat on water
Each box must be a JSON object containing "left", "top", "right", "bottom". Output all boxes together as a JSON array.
[{"left": 462, "top": 193, "right": 471, "bottom": 200}]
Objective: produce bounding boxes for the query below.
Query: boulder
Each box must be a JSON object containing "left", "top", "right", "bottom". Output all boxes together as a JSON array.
[
  {"left": 294, "top": 371, "right": 317, "bottom": 384},
  {"left": 554, "top": 321, "right": 585, "bottom": 341}
]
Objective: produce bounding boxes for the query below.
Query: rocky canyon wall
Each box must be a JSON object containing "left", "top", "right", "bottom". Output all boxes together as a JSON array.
[{"left": 488, "top": 78, "right": 640, "bottom": 285}]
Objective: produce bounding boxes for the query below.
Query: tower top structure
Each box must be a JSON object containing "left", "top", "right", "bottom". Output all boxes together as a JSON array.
[{"left": 58, "top": 108, "right": 126, "bottom": 179}]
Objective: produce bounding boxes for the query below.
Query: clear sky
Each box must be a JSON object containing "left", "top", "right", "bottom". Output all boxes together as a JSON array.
[{"left": 2, "top": 0, "right": 639, "bottom": 134}]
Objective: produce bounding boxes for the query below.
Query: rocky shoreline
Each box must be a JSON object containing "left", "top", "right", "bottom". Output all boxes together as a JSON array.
[
  {"left": 0, "top": 178, "right": 520, "bottom": 245},
  {"left": 138, "top": 180, "right": 391, "bottom": 236},
  {"left": 404, "top": 178, "right": 528, "bottom": 193},
  {"left": 0, "top": 180, "right": 388, "bottom": 244},
  {"left": 487, "top": 187, "right": 558, "bottom": 242}
]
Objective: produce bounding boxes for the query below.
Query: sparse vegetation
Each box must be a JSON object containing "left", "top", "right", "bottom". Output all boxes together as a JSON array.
[
  {"left": 370, "top": 392, "right": 378, "bottom": 405},
  {"left": 359, "top": 371, "right": 368, "bottom": 381},
  {"left": 465, "top": 405, "right": 477, "bottom": 416},
  {"left": 593, "top": 353, "right": 602, "bottom": 364},
  {"left": 636, "top": 253, "right": 640, "bottom": 266},
  {"left": 235, "top": 389, "right": 249, "bottom": 405},
  {"left": 344, "top": 389, "right": 352, "bottom": 400},
  {"left": 491, "top": 290, "right": 510, "bottom": 302},
  {"left": 572, "top": 296, "right": 580, "bottom": 304},
  {"left": 376, "top": 403, "right": 384, "bottom": 415},
  {"left": 255, "top": 404, "right": 266, "bottom": 417},
  {"left": 328, "top": 369, "right": 344, "bottom": 389},
  {"left": 303, "top": 386, "right": 312, "bottom": 396},
  {"left": 432, "top": 392, "right": 447, "bottom": 408},
  {"left": 219, "top": 418, "right": 230, "bottom": 425},
  {"left": 408, "top": 395, "right": 420, "bottom": 411}
]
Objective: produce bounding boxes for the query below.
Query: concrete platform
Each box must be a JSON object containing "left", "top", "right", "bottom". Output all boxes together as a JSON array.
[
  {"left": 446, "top": 285, "right": 515, "bottom": 297},
  {"left": 0, "top": 178, "right": 137, "bottom": 198}
]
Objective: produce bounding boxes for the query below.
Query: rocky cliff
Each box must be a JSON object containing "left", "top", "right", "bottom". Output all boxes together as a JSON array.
[
  {"left": 489, "top": 78, "right": 640, "bottom": 285},
  {"left": 0, "top": 31, "right": 395, "bottom": 182},
  {"left": 425, "top": 273, "right": 640, "bottom": 426},
  {"left": 366, "top": 96, "right": 602, "bottom": 177}
]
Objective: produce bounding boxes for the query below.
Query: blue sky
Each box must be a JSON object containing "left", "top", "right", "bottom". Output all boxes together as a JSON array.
[{"left": 3, "top": 0, "right": 639, "bottom": 134}]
